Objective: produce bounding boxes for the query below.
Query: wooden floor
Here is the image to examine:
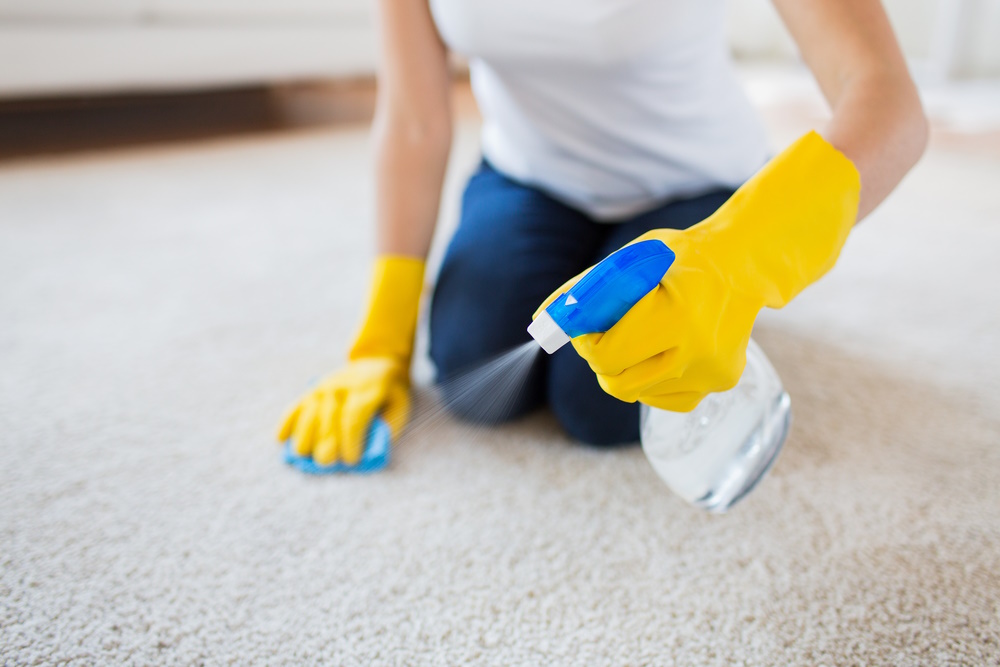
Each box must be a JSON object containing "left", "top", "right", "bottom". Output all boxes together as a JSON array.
[
  {"left": 0, "top": 77, "right": 482, "bottom": 163},
  {"left": 3, "top": 73, "right": 999, "bottom": 164}
]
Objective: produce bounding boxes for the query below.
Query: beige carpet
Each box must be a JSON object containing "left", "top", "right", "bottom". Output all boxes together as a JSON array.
[{"left": 2, "top": 111, "right": 999, "bottom": 665}]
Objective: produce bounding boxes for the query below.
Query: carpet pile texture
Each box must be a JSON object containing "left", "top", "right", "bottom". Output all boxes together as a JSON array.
[{"left": 2, "top": 119, "right": 999, "bottom": 665}]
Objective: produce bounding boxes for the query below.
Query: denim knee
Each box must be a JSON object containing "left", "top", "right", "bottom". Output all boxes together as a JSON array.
[
  {"left": 428, "top": 249, "right": 549, "bottom": 423},
  {"left": 547, "top": 348, "right": 640, "bottom": 447}
]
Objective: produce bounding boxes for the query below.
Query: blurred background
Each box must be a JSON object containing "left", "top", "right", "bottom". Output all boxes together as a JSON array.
[
  {"left": 1, "top": 0, "right": 999, "bottom": 156},
  {"left": 2, "top": 2, "right": 1000, "bottom": 665}
]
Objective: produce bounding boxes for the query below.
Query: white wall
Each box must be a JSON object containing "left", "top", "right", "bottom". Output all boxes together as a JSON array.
[
  {"left": 1, "top": 0, "right": 996, "bottom": 99},
  {"left": 0, "top": 0, "right": 376, "bottom": 97},
  {"left": 727, "top": 0, "right": 1000, "bottom": 79}
]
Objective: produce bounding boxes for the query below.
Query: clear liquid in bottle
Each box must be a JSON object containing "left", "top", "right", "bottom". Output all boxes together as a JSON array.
[{"left": 640, "top": 339, "right": 792, "bottom": 513}]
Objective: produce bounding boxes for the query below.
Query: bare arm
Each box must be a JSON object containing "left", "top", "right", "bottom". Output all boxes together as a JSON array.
[
  {"left": 773, "top": 0, "right": 929, "bottom": 220},
  {"left": 372, "top": 0, "right": 453, "bottom": 257}
]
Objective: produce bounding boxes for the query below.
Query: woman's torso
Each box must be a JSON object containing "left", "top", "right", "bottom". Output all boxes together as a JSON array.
[{"left": 430, "top": 0, "right": 769, "bottom": 220}]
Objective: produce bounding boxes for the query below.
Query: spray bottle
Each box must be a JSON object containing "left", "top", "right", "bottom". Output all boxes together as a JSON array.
[{"left": 527, "top": 239, "right": 791, "bottom": 512}]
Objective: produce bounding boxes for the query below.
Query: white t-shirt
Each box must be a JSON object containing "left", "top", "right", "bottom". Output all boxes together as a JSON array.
[{"left": 429, "top": 0, "right": 770, "bottom": 221}]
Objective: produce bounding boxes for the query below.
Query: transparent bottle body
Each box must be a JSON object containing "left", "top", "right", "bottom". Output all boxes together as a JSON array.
[{"left": 640, "top": 339, "right": 792, "bottom": 513}]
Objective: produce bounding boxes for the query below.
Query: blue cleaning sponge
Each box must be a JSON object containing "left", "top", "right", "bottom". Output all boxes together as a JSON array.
[{"left": 282, "top": 416, "right": 391, "bottom": 474}]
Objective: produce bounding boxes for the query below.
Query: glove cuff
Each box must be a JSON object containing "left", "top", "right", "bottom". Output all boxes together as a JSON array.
[
  {"left": 700, "top": 130, "right": 861, "bottom": 308},
  {"left": 348, "top": 255, "right": 426, "bottom": 366}
]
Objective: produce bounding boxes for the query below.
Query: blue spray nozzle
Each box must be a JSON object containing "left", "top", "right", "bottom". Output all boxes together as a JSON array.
[{"left": 528, "top": 239, "right": 675, "bottom": 353}]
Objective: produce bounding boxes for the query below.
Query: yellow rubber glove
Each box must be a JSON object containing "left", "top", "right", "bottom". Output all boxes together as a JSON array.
[
  {"left": 277, "top": 256, "right": 425, "bottom": 465},
  {"left": 537, "top": 131, "right": 861, "bottom": 412}
]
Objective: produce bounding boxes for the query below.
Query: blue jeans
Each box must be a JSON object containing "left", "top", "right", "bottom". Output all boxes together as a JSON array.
[{"left": 429, "top": 161, "right": 734, "bottom": 446}]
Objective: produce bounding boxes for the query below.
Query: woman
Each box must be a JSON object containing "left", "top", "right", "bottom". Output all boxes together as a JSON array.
[{"left": 278, "top": 0, "right": 928, "bottom": 464}]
